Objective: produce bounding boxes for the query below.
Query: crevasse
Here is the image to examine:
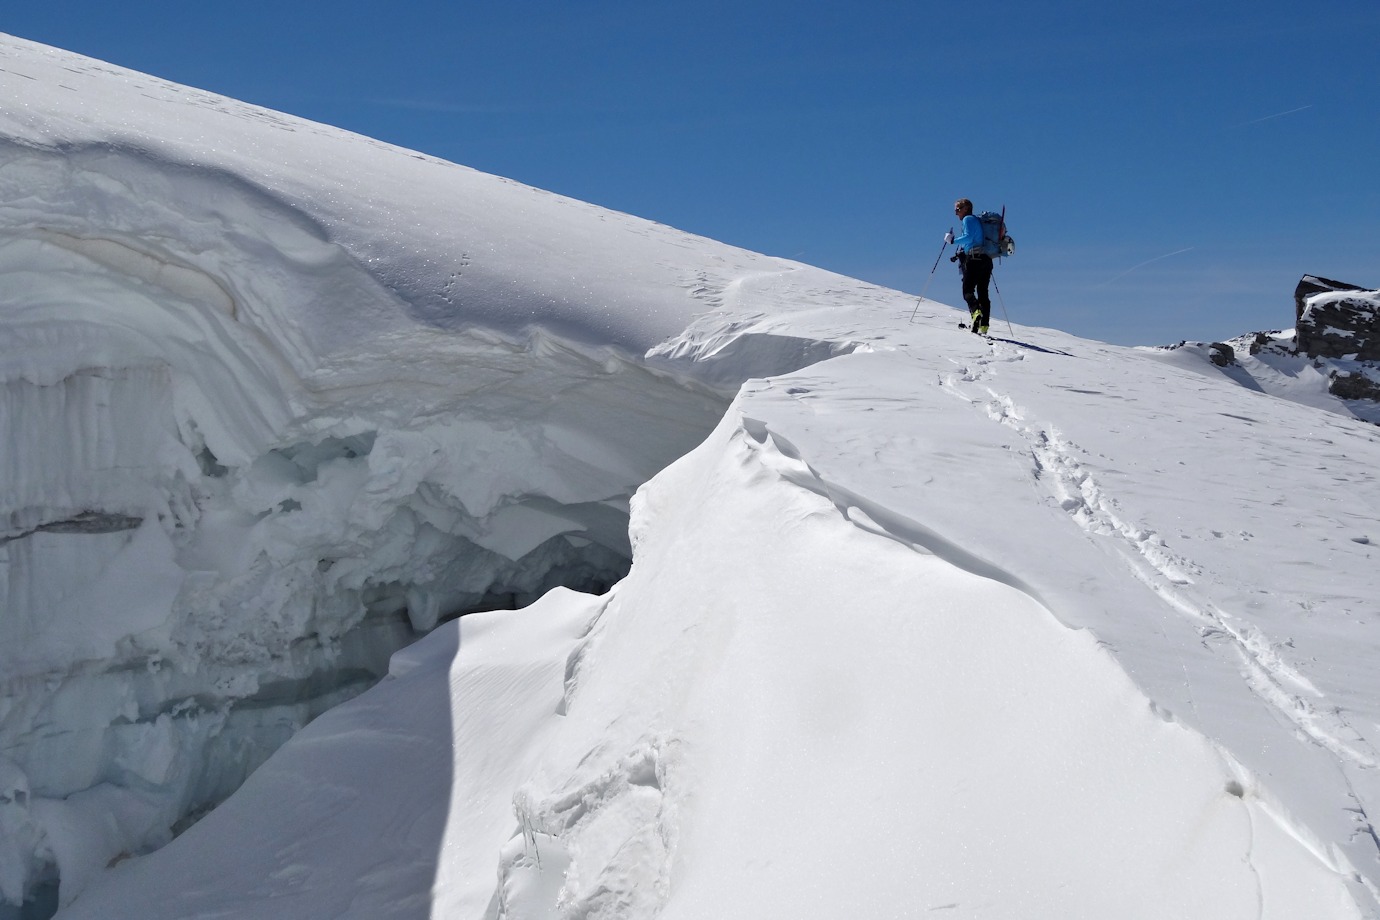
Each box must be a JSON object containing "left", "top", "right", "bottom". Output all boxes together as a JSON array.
[{"left": 0, "top": 141, "right": 727, "bottom": 909}]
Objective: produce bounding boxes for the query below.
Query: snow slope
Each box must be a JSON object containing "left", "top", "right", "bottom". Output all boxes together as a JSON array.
[
  {"left": 1143, "top": 329, "right": 1380, "bottom": 426},
  {"left": 2, "top": 32, "right": 1379, "bottom": 920}
]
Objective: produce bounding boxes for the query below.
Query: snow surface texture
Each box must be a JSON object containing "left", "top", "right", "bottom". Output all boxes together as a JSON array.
[{"left": 2, "top": 32, "right": 1380, "bottom": 919}]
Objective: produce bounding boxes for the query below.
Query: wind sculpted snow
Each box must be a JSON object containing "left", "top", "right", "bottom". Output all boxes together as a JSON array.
[{"left": 2, "top": 31, "right": 1379, "bottom": 920}]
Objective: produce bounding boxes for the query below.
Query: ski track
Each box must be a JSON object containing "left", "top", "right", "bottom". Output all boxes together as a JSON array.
[
  {"left": 939, "top": 341, "right": 1380, "bottom": 775},
  {"left": 744, "top": 339, "right": 1380, "bottom": 895}
]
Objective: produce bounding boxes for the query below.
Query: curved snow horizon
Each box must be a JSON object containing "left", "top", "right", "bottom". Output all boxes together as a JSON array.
[{"left": 2, "top": 32, "right": 1380, "bottom": 920}]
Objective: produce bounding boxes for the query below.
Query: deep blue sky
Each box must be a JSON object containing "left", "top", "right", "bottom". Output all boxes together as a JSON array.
[{"left": 6, "top": 1, "right": 1377, "bottom": 345}]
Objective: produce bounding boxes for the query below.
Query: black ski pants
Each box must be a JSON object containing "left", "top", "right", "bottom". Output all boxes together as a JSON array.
[{"left": 959, "top": 252, "right": 992, "bottom": 330}]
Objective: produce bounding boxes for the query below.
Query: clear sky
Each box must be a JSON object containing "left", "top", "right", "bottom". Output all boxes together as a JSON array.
[{"left": 5, "top": 1, "right": 1377, "bottom": 346}]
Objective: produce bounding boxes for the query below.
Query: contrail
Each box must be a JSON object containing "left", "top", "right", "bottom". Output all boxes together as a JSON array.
[
  {"left": 1229, "top": 105, "right": 1313, "bottom": 129},
  {"left": 1098, "top": 247, "right": 1194, "bottom": 287}
]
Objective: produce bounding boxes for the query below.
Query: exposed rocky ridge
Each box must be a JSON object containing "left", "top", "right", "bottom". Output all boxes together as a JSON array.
[
  {"left": 1145, "top": 277, "right": 1380, "bottom": 425},
  {"left": 1294, "top": 274, "right": 1380, "bottom": 363}
]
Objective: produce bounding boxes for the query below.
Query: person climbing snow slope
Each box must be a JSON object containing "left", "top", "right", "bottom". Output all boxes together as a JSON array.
[{"left": 945, "top": 198, "right": 992, "bottom": 335}]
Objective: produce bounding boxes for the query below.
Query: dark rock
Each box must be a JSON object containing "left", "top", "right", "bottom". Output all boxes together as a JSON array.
[
  {"left": 1208, "top": 342, "right": 1235, "bottom": 367},
  {"left": 1294, "top": 274, "right": 1366, "bottom": 325},
  {"left": 1294, "top": 276, "right": 1380, "bottom": 361},
  {"left": 1329, "top": 371, "right": 1380, "bottom": 402}
]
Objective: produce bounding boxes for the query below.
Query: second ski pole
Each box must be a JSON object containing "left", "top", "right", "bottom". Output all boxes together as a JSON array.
[
  {"left": 909, "top": 230, "right": 951, "bottom": 323},
  {"left": 992, "top": 275, "right": 1014, "bottom": 336}
]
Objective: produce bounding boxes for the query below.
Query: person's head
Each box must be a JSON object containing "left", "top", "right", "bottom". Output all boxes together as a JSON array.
[{"left": 954, "top": 198, "right": 974, "bottom": 218}]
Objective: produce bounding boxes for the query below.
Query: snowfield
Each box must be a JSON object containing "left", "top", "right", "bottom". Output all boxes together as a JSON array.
[{"left": 2, "top": 32, "right": 1379, "bottom": 920}]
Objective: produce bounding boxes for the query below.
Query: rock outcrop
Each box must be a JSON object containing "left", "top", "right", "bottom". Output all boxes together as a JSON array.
[{"left": 1294, "top": 275, "right": 1380, "bottom": 362}]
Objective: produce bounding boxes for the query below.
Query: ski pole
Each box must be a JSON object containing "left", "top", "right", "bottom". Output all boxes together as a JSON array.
[
  {"left": 992, "top": 275, "right": 1014, "bottom": 337},
  {"left": 909, "top": 231, "right": 951, "bottom": 323}
]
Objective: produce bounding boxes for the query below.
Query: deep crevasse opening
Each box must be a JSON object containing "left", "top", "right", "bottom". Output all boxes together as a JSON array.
[{"left": 0, "top": 143, "right": 732, "bottom": 912}]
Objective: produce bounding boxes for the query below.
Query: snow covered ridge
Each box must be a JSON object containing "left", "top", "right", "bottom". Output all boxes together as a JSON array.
[{"left": 0, "top": 33, "right": 879, "bottom": 910}]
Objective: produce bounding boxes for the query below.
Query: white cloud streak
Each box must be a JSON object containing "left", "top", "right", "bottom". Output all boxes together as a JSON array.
[
  {"left": 1228, "top": 104, "right": 1313, "bottom": 129},
  {"left": 1098, "top": 247, "right": 1195, "bottom": 287}
]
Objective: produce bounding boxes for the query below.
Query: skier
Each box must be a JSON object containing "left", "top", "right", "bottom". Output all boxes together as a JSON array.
[{"left": 945, "top": 198, "right": 992, "bottom": 336}]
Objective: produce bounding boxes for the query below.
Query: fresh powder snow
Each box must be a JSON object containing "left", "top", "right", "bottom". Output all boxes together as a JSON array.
[{"left": 1, "top": 31, "right": 1379, "bottom": 920}]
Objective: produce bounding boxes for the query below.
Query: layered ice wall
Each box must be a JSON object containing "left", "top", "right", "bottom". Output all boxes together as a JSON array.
[
  {"left": 0, "top": 34, "right": 858, "bottom": 907},
  {"left": 0, "top": 136, "right": 739, "bottom": 906}
]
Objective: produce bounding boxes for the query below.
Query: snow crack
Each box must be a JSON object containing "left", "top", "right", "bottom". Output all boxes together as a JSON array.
[
  {"left": 0, "top": 510, "right": 143, "bottom": 545},
  {"left": 738, "top": 414, "right": 1048, "bottom": 606}
]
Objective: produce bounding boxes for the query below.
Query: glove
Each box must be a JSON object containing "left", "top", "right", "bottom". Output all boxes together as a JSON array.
[
  {"left": 949, "top": 254, "right": 959, "bottom": 263},
  {"left": 943, "top": 231, "right": 954, "bottom": 244}
]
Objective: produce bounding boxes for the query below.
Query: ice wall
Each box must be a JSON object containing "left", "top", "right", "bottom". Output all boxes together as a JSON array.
[{"left": 0, "top": 138, "right": 727, "bottom": 908}]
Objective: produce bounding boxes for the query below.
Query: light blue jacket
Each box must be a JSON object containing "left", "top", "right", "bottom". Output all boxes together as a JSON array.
[{"left": 953, "top": 214, "right": 985, "bottom": 255}]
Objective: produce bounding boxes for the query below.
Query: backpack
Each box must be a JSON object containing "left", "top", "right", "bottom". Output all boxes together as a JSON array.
[{"left": 976, "top": 210, "right": 1015, "bottom": 258}]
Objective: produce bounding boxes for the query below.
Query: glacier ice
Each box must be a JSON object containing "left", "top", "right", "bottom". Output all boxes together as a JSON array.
[{"left": 0, "top": 135, "right": 731, "bottom": 907}]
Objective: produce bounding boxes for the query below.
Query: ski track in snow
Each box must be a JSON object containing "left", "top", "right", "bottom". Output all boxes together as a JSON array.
[
  {"left": 735, "top": 396, "right": 1380, "bottom": 909},
  {"left": 939, "top": 341, "right": 1380, "bottom": 776}
]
